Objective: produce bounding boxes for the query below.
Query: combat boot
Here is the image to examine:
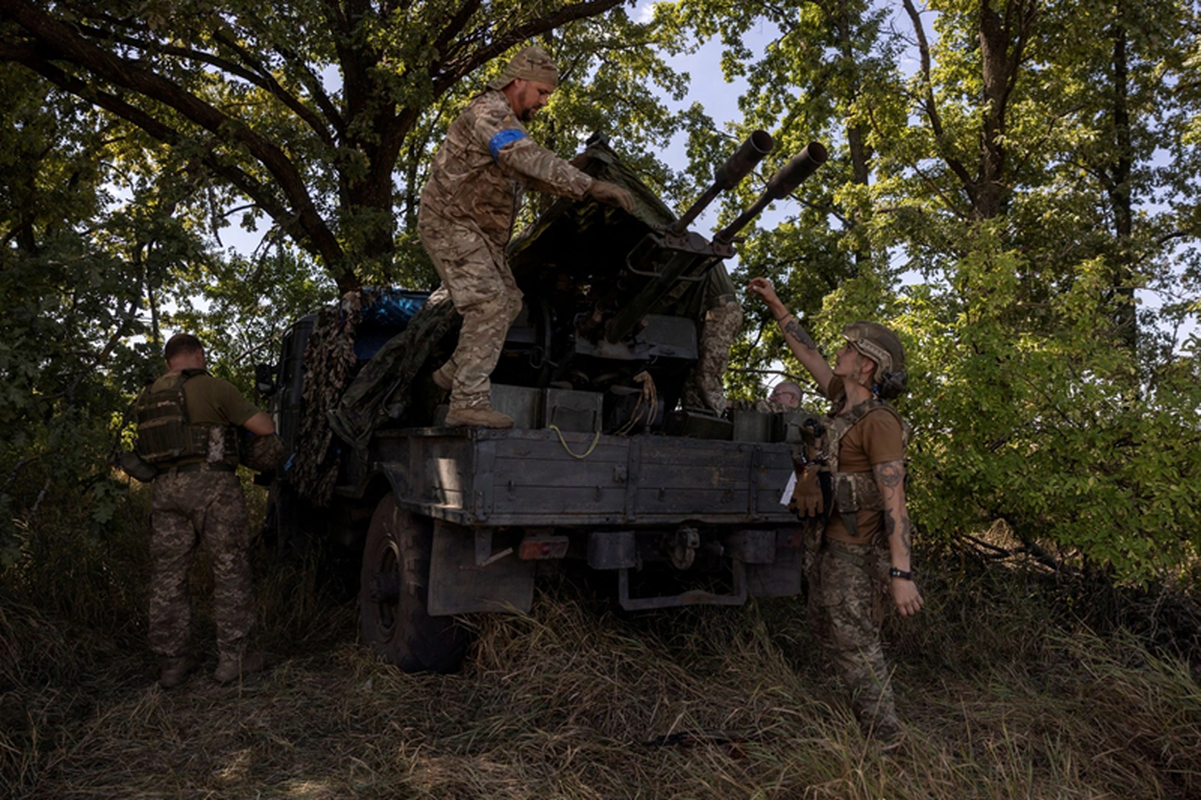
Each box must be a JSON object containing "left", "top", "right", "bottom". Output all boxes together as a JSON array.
[
  {"left": 432, "top": 364, "right": 454, "bottom": 391},
  {"left": 444, "top": 405, "right": 514, "bottom": 429},
  {"left": 214, "top": 651, "right": 265, "bottom": 684},
  {"left": 159, "top": 655, "right": 195, "bottom": 689}
]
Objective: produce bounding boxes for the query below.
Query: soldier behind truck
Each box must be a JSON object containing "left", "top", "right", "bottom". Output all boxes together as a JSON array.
[
  {"left": 133, "top": 333, "right": 280, "bottom": 688},
  {"left": 418, "top": 45, "right": 635, "bottom": 429},
  {"left": 746, "top": 277, "right": 923, "bottom": 747},
  {"left": 769, "top": 380, "right": 802, "bottom": 408}
]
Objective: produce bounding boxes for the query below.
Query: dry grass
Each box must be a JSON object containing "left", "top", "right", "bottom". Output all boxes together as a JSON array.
[{"left": 3, "top": 494, "right": 1200, "bottom": 799}]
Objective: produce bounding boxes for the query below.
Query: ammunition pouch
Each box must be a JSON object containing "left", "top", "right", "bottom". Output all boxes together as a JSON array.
[
  {"left": 832, "top": 471, "right": 884, "bottom": 513},
  {"left": 134, "top": 370, "right": 241, "bottom": 470},
  {"left": 114, "top": 450, "right": 159, "bottom": 483}
]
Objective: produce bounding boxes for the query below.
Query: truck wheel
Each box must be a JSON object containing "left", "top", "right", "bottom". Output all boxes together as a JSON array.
[{"left": 360, "top": 495, "right": 467, "bottom": 673}]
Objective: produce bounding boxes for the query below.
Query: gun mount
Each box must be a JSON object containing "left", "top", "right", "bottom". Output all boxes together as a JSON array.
[
  {"left": 496, "top": 133, "right": 828, "bottom": 419},
  {"left": 264, "top": 131, "right": 829, "bottom": 672}
]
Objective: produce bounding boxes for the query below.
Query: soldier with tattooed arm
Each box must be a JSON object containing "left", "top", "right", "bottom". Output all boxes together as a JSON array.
[{"left": 747, "top": 276, "right": 923, "bottom": 746}]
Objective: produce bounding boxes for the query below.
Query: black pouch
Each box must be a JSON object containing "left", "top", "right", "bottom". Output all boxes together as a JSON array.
[{"left": 114, "top": 450, "right": 159, "bottom": 482}]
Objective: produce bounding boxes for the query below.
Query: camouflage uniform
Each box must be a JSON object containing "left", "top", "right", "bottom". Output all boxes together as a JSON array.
[
  {"left": 418, "top": 86, "right": 592, "bottom": 410},
  {"left": 809, "top": 538, "right": 896, "bottom": 737},
  {"left": 140, "top": 372, "right": 261, "bottom": 670},
  {"left": 149, "top": 470, "right": 254, "bottom": 662},
  {"left": 804, "top": 400, "right": 907, "bottom": 739},
  {"left": 682, "top": 282, "right": 742, "bottom": 414}
]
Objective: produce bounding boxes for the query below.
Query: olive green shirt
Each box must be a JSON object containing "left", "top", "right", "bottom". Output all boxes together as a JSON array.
[{"left": 149, "top": 371, "right": 261, "bottom": 427}]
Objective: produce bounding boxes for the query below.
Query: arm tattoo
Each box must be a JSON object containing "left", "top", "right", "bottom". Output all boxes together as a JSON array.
[
  {"left": 883, "top": 511, "right": 915, "bottom": 559},
  {"left": 781, "top": 318, "right": 818, "bottom": 351},
  {"left": 883, "top": 508, "right": 897, "bottom": 539},
  {"left": 878, "top": 459, "right": 913, "bottom": 559},
  {"left": 875, "top": 461, "right": 904, "bottom": 490}
]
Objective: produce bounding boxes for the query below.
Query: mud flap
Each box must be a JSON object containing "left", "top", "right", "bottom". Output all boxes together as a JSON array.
[
  {"left": 427, "top": 522, "right": 536, "bottom": 615},
  {"left": 745, "top": 546, "right": 802, "bottom": 598}
]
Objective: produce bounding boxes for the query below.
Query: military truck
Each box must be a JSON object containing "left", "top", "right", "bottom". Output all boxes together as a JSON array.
[{"left": 256, "top": 133, "right": 827, "bottom": 673}]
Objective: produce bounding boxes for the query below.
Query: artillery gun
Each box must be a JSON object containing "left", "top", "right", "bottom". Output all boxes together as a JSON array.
[{"left": 258, "top": 133, "right": 827, "bottom": 672}]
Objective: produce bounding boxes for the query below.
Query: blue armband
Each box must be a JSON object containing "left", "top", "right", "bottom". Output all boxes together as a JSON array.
[{"left": 489, "top": 129, "right": 527, "bottom": 163}]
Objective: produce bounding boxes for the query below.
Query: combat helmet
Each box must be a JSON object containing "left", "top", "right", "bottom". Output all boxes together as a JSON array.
[
  {"left": 487, "top": 46, "right": 559, "bottom": 90},
  {"left": 842, "top": 321, "right": 907, "bottom": 399}
]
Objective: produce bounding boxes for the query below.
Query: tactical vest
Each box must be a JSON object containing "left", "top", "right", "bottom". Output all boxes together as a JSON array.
[
  {"left": 134, "top": 369, "right": 240, "bottom": 469},
  {"left": 792, "top": 396, "right": 910, "bottom": 541}
]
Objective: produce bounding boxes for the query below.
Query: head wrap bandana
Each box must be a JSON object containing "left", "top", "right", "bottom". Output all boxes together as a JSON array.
[{"left": 487, "top": 46, "right": 559, "bottom": 90}]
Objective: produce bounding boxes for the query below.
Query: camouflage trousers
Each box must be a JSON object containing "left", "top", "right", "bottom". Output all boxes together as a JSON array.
[
  {"left": 808, "top": 537, "right": 898, "bottom": 735},
  {"left": 682, "top": 298, "right": 742, "bottom": 414},
  {"left": 149, "top": 470, "right": 255, "bottom": 662},
  {"left": 419, "top": 213, "right": 523, "bottom": 410}
]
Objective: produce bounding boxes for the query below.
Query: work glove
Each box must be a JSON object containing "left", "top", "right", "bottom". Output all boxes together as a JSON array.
[
  {"left": 790, "top": 463, "right": 826, "bottom": 518},
  {"left": 586, "top": 180, "right": 635, "bottom": 213}
]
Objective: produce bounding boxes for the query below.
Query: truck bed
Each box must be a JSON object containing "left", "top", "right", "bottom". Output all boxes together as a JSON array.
[{"left": 365, "top": 427, "right": 797, "bottom": 528}]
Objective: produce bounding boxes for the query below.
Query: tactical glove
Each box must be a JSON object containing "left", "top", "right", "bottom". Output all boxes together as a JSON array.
[
  {"left": 790, "top": 463, "right": 826, "bottom": 518},
  {"left": 586, "top": 180, "right": 635, "bottom": 212}
]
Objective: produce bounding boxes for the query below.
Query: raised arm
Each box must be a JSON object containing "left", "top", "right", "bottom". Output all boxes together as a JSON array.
[{"left": 746, "top": 277, "right": 835, "bottom": 394}]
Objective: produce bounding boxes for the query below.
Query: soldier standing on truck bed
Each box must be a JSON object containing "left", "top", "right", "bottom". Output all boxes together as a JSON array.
[
  {"left": 747, "top": 277, "right": 924, "bottom": 747},
  {"left": 133, "top": 333, "right": 281, "bottom": 688},
  {"left": 418, "top": 45, "right": 635, "bottom": 429}
]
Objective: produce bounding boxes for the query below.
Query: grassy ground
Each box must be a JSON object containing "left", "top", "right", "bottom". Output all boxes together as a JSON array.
[{"left": 3, "top": 485, "right": 1200, "bottom": 799}]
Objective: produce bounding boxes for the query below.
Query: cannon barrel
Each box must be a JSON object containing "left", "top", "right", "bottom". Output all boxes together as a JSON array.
[
  {"left": 603, "top": 142, "right": 827, "bottom": 344},
  {"left": 669, "top": 131, "right": 774, "bottom": 234},
  {"left": 712, "top": 142, "right": 828, "bottom": 245}
]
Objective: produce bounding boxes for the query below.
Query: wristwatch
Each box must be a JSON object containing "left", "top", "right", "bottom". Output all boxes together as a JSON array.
[{"left": 889, "top": 567, "right": 913, "bottom": 580}]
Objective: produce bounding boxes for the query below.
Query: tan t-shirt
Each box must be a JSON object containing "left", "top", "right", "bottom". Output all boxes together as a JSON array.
[{"left": 824, "top": 408, "right": 905, "bottom": 545}]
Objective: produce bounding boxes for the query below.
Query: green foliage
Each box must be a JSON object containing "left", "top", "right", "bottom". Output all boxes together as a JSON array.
[
  {"left": 0, "top": 69, "right": 152, "bottom": 563},
  {"left": 813, "top": 231, "right": 1201, "bottom": 582},
  {"left": 0, "top": 0, "right": 696, "bottom": 293},
  {"left": 2, "top": 0, "right": 1201, "bottom": 588},
  {"left": 167, "top": 247, "right": 336, "bottom": 393},
  {"left": 671, "top": 0, "right": 1201, "bottom": 583}
]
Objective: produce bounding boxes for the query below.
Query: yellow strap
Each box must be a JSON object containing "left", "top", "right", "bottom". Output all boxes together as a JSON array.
[{"left": 547, "top": 424, "right": 601, "bottom": 459}]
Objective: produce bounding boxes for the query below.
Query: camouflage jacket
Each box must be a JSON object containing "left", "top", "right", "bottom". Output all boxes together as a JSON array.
[{"left": 419, "top": 89, "right": 593, "bottom": 254}]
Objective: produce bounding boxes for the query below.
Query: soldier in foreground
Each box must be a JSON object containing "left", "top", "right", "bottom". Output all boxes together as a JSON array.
[
  {"left": 418, "top": 45, "right": 635, "bottom": 428},
  {"left": 134, "top": 333, "right": 277, "bottom": 687},
  {"left": 746, "top": 277, "right": 923, "bottom": 746}
]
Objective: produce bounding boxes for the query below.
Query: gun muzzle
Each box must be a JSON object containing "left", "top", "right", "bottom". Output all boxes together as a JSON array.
[
  {"left": 764, "top": 142, "right": 828, "bottom": 200},
  {"left": 713, "top": 141, "right": 828, "bottom": 244},
  {"left": 670, "top": 131, "right": 774, "bottom": 234}
]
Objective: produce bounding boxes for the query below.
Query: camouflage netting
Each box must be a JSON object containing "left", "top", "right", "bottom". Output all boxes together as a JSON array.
[
  {"left": 327, "top": 287, "right": 461, "bottom": 458},
  {"left": 291, "top": 291, "right": 367, "bottom": 507}
]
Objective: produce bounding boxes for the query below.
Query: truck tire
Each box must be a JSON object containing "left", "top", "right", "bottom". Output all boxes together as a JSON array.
[{"left": 360, "top": 495, "right": 467, "bottom": 673}]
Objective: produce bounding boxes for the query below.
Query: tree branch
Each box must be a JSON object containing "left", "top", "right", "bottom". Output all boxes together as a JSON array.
[
  {"left": 0, "top": 0, "right": 350, "bottom": 285},
  {"left": 900, "top": 0, "right": 975, "bottom": 193},
  {"left": 7, "top": 53, "right": 307, "bottom": 256},
  {"left": 431, "top": 0, "right": 624, "bottom": 95}
]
